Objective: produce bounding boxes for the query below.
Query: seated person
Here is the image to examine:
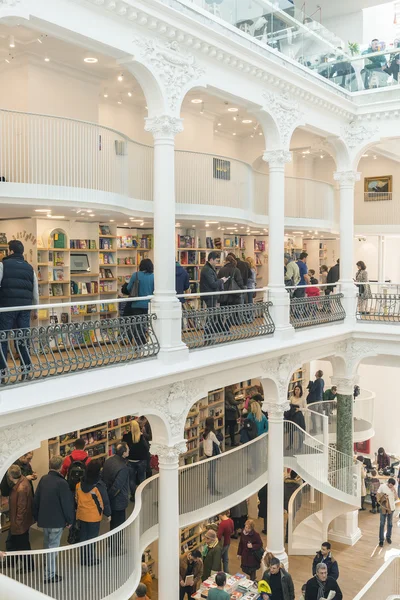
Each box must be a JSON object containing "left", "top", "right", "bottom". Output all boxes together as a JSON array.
[
  {"left": 362, "top": 39, "right": 388, "bottom": 88},
  {"left": 385, "top": 39, "right": 400, "bottom": 83}
]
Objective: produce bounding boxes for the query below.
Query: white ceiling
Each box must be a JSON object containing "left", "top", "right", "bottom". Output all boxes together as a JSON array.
[{"left": 295, "top": 0, "right": 393, "bottom": 20}]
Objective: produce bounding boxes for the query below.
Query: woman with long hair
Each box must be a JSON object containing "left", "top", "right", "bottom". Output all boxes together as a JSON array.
[
  {"left": 203, "top": 416, "right": 220, "bottom": 495},
  {"left": 247, "top": 401, "right": 268, "bottom": 436},
  {"left": 217, "top": 255, "right": 245, "bottom": 308},
  {"left": 245, "top": 256, "right": 257, "bottom": 304},
  {"left": 122, "top": 420, "right": 150, "bottom": 502},
  {"left": 355, "top": 260, "right": 371, "bottom": 315}
]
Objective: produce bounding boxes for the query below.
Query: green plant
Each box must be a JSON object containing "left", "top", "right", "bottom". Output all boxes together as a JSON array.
[{"left": 348, "top": 41, "right": 360, "bottom": 56}]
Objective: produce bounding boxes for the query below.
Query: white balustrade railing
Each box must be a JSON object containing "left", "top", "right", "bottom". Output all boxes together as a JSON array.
[
  {"left": 287, "top": 482, "right": 322, "bottom": 555},
  {"left": 353, "top": 555, "right": 400, "bottom": 600},
  {"left": 0, "top": 108, "right": 335, "bottom": 221},
  {"left": 355, "top": 193, "right": 400, "bottom": 226}
]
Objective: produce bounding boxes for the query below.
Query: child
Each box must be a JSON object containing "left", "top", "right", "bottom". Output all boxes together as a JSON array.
[
  {"left": 299, "top": 583, "right": 307, "bottom": 600},
  {"left": 305, "top": 271, "right": 320, "bottom": 297},
  {"left": 369, "top": 469, "right": 381, "bottom": 514}
]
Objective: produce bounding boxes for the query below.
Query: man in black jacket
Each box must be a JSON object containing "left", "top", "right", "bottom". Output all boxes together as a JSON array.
[
  {"left": 102, "top": 442, "right": 130, "bottom": 531},
  {"left": 263, "top": 558, "right": 295, "bottom": 600},
  {"left": 312, "top": 542, "right": 339, "bottom": 580},
  {"left": 199, "top": 252, "right": 227, "bottom": 308},
  {"left": 33, "top": 455, "right": 75, "bottom": 584},
  {"left": 326, "top": 259, "right": 340, "bottom": 295},
  {"left": 0, "top": 240, "right": 39, "bottom": 380},
  {"left": 305, "top": 563, "right": 342, "bottom": 600},
  {"left": 227, "top": 252, "right": 250, "bottom": 288}
]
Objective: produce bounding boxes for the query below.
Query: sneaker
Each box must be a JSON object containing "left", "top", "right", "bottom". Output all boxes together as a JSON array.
[
  {"left": 44, "top": 575, "right": 63, "bottom": 584},
  {"left": 379, "top": 541, "right": 384, "bottom": 547},
  {"left": 387, "top": 538, "right": 392, "bottom": 544}
]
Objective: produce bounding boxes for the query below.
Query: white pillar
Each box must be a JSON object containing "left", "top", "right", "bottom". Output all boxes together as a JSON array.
[
  {"left": 150, "top": 440, "right": 186, "bottom": 600},
  {"left": 265, "top": 403, "right": 289, "bottom": 567},
  {"left": 263, "top": 150, "right": 293, "bottom": 338},
  {"left": 378, "top": 235, "right": 385, "bottom": 285},
  {"left": 145, "top": 116, "right": 188, "bottom": 362},
  {"left": 334, "top": 171, "right": 361, "bottom": 323}
]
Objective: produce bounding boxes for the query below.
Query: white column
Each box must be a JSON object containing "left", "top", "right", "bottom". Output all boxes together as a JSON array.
[
  {"left": 145, "top": 116, "right": 188, "bottom": 362},
  {"left": 150, "top": 440, "right": 186, "bottom": 600},
  {"left": 264, "top": 402, "right": 289, "bottom": 567},
  {"left": 263, "top": 150, "right": 293, "bottom": 338},
  {"left": 334, "top": 171, "right": 360, "bottom": 323},
  {"left": 378, "top": 235, "right": 385, "bottom": 284}
]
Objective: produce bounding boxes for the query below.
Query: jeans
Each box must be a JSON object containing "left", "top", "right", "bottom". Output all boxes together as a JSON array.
[
  {"left": 246, "top": 291, "right": 254, "bottom": 304},
  {"left": 43, "top": 527, "right": 64, "bottom": 580},
  {"left": 128, "top": 460, "right": 147, "bottom": 499},
  {"left": 225, "top": 420, "right": 236, "bottom": 446},
  {"left": 379, "top": 511, "right": 393, "bottom": 543},
  {"left": 221, "top": 543, "right": 230, "bottom": 573},
  {"left": 0, "top": 310, "right": 32, "bottom": 375},
  {"left": 110, "top": 509, "right": 126, "bottom": 530},
  {"left": 80, "top": 521, "right": 100, "bottom": 565},
  {"left": 180, "top": 586, "right": 195, "bottom": 600},
  {"left": 371, "top": 493, "right": 377, "bottom": 511}
]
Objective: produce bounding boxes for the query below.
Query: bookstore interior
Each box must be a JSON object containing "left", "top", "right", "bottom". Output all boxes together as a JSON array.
[{"left": 0, "top": 368, "right": 307, "bottom": 580}]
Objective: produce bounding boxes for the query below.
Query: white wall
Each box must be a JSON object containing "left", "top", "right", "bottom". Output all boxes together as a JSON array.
[
  {"left": 323, "top": 12, "right": 364, "bottom": 45},
  {"left": 353, "top": 235, "right": 379, "bottom": 280}
]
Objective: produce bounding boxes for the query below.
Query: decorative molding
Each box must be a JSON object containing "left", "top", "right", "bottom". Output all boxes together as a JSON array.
[
  {"left": 342, "top": 121, "right": 379, "bottom": 149},
  {"left": 263, "top": 149, "right": 292, "bottom": 168},
  {"left": 334, "top": 339, "right": 378, "bottom": 377},
  {"left": 261, "top": 353, "right": 301, "bottom": 399},
  {"left": 331, "top": 377, "right": 355, "bottom": 396},
  {"left": 150, "top": 440, "right": 187, "bottom": 464},
  {"left": 263, "top": 401, "right": 290, "bottom": 416},
  {"left": 0, "top": 422, "right": 35, "bottom": 471},
  {"left": 145, "top": 114, "right": 183, "bottom": 138},
  {"left": 262, "top": 91, "right": 304, "bottom": 148},
  {"left": 133, "top": 37, "right": 205, "bottom": 112},
  {"left": 147, "top": 379, "right": 206, "bottom": 439},
  {"left": 333, "top": 171, "right": 361, "bottom": 186}
]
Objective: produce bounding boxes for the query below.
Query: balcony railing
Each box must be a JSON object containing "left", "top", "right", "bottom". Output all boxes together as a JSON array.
[
  {"left": 0, "top": 109, "right": 334, "bottom": 222},
  {"left": 353, "top": 555, "right": 400, "bottom": 600},
  {"left": 289, "top": 287, "right": 346, "bottom": 329},
  {"left": 0, "top": 298, "right": 159, "bottom": 386},
  {"left": 356, "top": 284, "right": 400, "bottom": 322},
  {"left": 182, "top": 299, "right": 275, "bottom": 349}
]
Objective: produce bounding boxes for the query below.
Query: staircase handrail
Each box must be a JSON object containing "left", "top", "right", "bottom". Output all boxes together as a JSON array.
[{"left": 287, "top": 481, "right": 322, "bottom": 554}]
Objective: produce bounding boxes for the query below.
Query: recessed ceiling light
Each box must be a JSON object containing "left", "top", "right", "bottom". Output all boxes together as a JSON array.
[
  {"left": 110, "top": 220, "right": 115, "bottom": 222},
  {"left": 214, "top": 129, "right": 218, "bottom": 133},
  {"left": 9, "top": 36, "right": 15, "bottom": 49},
  {"left": 5, "top": 59, "right": 10, "bottom": 64},
  {"left": 205, "top": 224, "right": 209, "bottom": 228},
  {"left": 192, "top": 224, "right": 196, "bottom": 228},
  {"left": 118, "top": 74, "right": 124, "bottom": 81},
  {"left": 37, "top": 38, "right": 43, "bottom": 44},
  {"left": 217, "top": 123, "right": 222, "bottom": 127},
  {"left": 362, "top": 154, "right": 369, "bottom": 158},
  {"left": 206, "top": 221, "right": 219, "bottom": 224},
  {"left": 373, "top": 155, "right": 377, "bottom": 159},
  {"left": 191, "top": 99, "right": 202, "bottom": 104},
  {"left": 242, "top": 119, "right": 253, "bottom": 124},
  {"left": 47, "top": 215, "right": 65, "bottom": 219},
  {"left": 320, "top": 155, "right": 324, "bottom": 159},
  {"left": 84, "top": 57, "right": 98, "bottom": 63},
  {"left": 259, "top": 132, "right": 263, "bottom": 136},
  {"left": 233, "top": 132, "right": 236, "bottom": 136},
  {"left": 128, "top": 92, "right": 132, "bottom": 97},
  {"left": 240, "top": 226, "right": 244, "bottom": 229},
  {"left": 228, "top": 107, "right": 239, "bottom": 112},
  {"left": 302, "top": 150, "right": 310, "bottom": 154},
  {"left": 35, "top": 209, "right": 51, "bottom": 213},
  {"left": 124, "top": 222, "right": 128, "bottom": 225},
  {"left": 117, "top": 100, "right": 122, "bottom": 105},
  {"left": 250, "top": 134, "right": 254, "bottom": 138},
  {"left": 44, "top": 57, "right": 50, "bottom": 62},
  {"left": 233, "top": 116, "right": 237, "bottom": 121}
]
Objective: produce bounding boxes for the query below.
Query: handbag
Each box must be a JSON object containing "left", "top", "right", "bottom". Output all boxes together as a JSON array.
[
  {"left": 358, "top": 283, "right": 365, "bottom": 295},
  {"left": 212, "top": 441, "right": 221, "bottom": 456},
  {"left": 252, "top": 546, "right": 264, "bottom": 566},
  {"left": 67, "top": 521, "right": 81, "bottom": 544},
  {"left": 129, "top": 272, "right": 141, "bottom": 298}
]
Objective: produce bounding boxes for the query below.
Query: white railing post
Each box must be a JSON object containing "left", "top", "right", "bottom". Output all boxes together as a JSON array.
[{"left": 310, "top": 486, "right": 316, "bottom": 504}]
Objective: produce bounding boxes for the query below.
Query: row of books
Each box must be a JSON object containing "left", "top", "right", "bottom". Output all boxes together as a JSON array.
[
  {"left": 99, "top": 225, "right": 112, "bottom": 235},
  {"left": 177, "top": 235, "right": 200, "bottom": 248},
  {"left": 117, "top": 236, "right": 140, "bottom": 249},
  {"left": 99, "top": 281, "right": 115, "bottom": 292},
  {"left": 254, "top": 239, "right": 266, "bottom": 252},
  {"left": 71, "top": 304, "right": 98, "bottom": 315},
  {"left": 117, "top": 257, "right": 135, "bottom": 265},
  {"left": 99, "top": 238, "right": 114, "bottom": 250},
  {"left": 100, "top": 268, "right": 114, "bottom": 279},
  {"left": 99, "top": 252, "right": 115, "bottom": 265},
  {"left": 71, "top": 281, "right": 99, "bottom": 295},
  {"left": 70, "top": 239, "right": 97, "bottom": 250},
  {"left": 180, "top": 251, "right": 207, "bottom": 266},
  {"left": 50, "top": 251, "right": 66, "bottom": 266},
  {"left": 224, "top": 236, "right": 246, "bottom": 249}
]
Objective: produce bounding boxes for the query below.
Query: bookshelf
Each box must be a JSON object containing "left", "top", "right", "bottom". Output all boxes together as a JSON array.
[
  {"left": 180, "top": 517, "right": 219, "bottom": 557},
  {"left": 288, "top": 365, "right": 310, "bottom": 403}
]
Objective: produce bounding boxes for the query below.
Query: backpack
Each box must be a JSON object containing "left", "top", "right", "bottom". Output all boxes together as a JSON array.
[
  {"left": 242, "top": 418, "right": 258, "bottom": 441},
  {"left": 67, "top": 456, "right": 88, "bottom": 491}
]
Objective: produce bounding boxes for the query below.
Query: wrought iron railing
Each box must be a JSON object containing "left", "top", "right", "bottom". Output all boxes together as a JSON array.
[
  {"left": 181, "top": 301, "right": 275, "bottom": 349},
  {"left": 290, "top": 292, "right": 345, "bottom": 329},
  {"left": 356, "top": 293, "right": 400, "bottom": 322},
  {"left": 0, "top": 314, "right": 159, "bottom": 385}
]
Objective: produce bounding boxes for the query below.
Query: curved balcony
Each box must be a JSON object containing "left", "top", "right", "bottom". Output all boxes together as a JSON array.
[
  {"left": 306, "top": 388, "right": 375, "bottom": 444},
  {"left": 0, "top": 109, "right": 335, "bottom": 226},
  {"left": 1, "top": 426, "right": 359, "bottom": 600}
]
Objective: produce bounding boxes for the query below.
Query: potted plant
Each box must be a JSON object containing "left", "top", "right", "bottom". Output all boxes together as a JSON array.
[{"left": 348, "top": 41, "right": 360, "bottom": 56}]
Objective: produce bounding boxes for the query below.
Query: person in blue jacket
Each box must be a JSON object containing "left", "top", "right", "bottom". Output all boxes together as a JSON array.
[
  {"left": 124, "top": 259, "right": 155, "bottom": 344},
  {"left": 175, "top": 261, "right": 190, "bottom": 303},
  {"left": 247, "top": 401, "right": 268, "bottom": 436}
]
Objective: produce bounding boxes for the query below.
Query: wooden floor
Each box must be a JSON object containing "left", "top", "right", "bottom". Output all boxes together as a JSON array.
[{"left": 145, "top": 509, "right": 400, "bottom": 600}]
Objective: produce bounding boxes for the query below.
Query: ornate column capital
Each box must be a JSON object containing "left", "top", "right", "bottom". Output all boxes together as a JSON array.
[
  {"left": 262, "top": 91, "right": 304, "bottom": 148},
  {"left": 334, "top": 171, "right": 361, "bottom": 187},
  {"left": 331, "top": 377, "right": 356, "bottom": 396},
  {"left": 263, "top": 401, "right": 290, "bottom": 418},
  {"left": 145, "top": 115, "right": 184, "bottom": 140},
  {"left": 263, "top": 149, "right": 292, "bottom": 168},
  {"left": 0, "top": 422, "right": 36, "bottom": 474},
  {"left": 150, "top": 440, "right": 187, "bottom": 465}
]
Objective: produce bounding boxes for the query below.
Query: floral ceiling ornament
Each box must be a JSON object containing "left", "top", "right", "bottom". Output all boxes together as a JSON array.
[
  {"left": 0, "top": 422, "right": 36, "bottom": 471},
  {"left": 261, "top": 352, "right": 301, "bottom": 400},
  {"left": 133, "top": 37, "right": 205, "bottom": 112},
  {"left": 262, "top": 91, "right": 304, "bottom": 148},
  {"left": 342, "top": 121, "right": 378, "bottom": 149},
  {"left": 145, "top": 114, "right": 183, "bottom": 138},
  {"left": 334, "top": 339, "right": 378, "bottom": 376},
  {"left": 150, "top": 440, "right": 188, "bottom": 464}
]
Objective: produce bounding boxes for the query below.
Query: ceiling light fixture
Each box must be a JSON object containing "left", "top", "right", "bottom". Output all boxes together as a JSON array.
[
  {"left": 128, "top": 92, "right": 132, "bottom": 97},
  {"left": 103, "top": 92, "right": 108, "bottom": 98},
  {"left": 228, "top": 107, "right": 239, "bottom": 112},
  {"left": 37, "top": 38, "right": 43, "bottom": 44},
  {"left": 9, "top": 36, "right": 15, "bottom": 48},
  {"left": 35, "top": 209, "right": 51, "bottom": 213},
  {"left": 373, "top": 155, "right": 377, "bottom": 159},
  {"left": 84, "top": 57, "right": 98, "bottom": 63},
  {"left": 118, "top": 73, "right": 124, "bottom": 82},
  {"left": 5, "top": 58, "right": 10, "bottom": 64},
  {"left": 205, "top": 224, "right": 209, "bottom": 228},
  {"left": 233, "top": 116, "right": 237, "bottom": 121},
  {"left": 47, "top": 215, "right": 65, "bottom": 219},
  {"left": 191, "top": 99, "right": 202, "bottom": 104},
  {"left": 44, "top": 57, "right": 50, "bottom": 62},
  {"left": 259, "top": 132, "right": 263, "bottom": 136},
  {"left": 214, "top": 129, "right": 218, "bottom": 133},
  {"left": 110, "top": 220, "right": 115, "bottom": 222},
  {"left": 242, "top": 119, "right": 252, "bottom": 124},
  {"left": 217, "top": 123, "right": 222, "bottom": 127},
  {"left": 124, "top": 222, "right": 128, "bottom": 225},
  {"left": 233, "top": 132, "right": 236, "bottom": 136},
  {"left": 362, "top": 154, "right": 369, "bottom": 158},
  {"left": 192, "top": 224, "right": 196, "bottom": 228},
  {"left": 206, "top": 221, "right": 219, "bottom": 224},
  {"left": 320, "top": 155, "right": 324, "bottom": 159}
]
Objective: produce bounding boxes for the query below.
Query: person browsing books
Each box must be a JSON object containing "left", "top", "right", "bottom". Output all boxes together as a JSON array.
[
  {"left": 208, "top": 572, "right": 230, "bottom": 599},
  {"left": 179, "top": 550, "right": 203, "bottom": 600},
  {"left": 124, "top": 258, "right": 154, "bottom": 317}
]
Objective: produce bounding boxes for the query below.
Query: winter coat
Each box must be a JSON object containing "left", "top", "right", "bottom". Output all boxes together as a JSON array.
[
  {"left": 327, "top": 263, "right": 340, "bottom": 292},
  {"left": 126, "top": 271, "right": 154, "bottom": 309},
  {"left": 102, "top": 454, "right": 130, "bottom": 511},
  {"left": 76, "top": 479, "right": 111, "bottom": 522},
  {"left": 247, "top": 412, "right": 268, "bottom": 436},
  {"left": 180, "top": 554, "right": 203, "bottom": 586},
  {"left": 235, "top": 258, "right": 251, "bottom": 287},
  {"left": 218, "top": 262, "right": 244, "bottom": 305},
  {"left": 355, "top": 269, "right": 372, "bottom": 298},
  {"left": 312, "top": 552, "right": 339, "bottom": 580},
  {"left": 0, "top": 252, "right": 34, "bottom": 308},
  {"left": 263, "top": 567, "right": 295, "bottom": 600},
  {"left": 258, "top": 484, "right": 267, "bottom": 519},
  {"left": 202, "top": 542, "right": 222, "bottom": 580},
  {"left": 305, "top": 575, "right": 343, "bottom": 600},
  {"left": 9, "top": 475, "right": 34, "bottom": 535},
  {"left": 176, "top": 263, "right": 190, "bottom": 302},
  {"left": 200, "top": 262, "right": 223, "bottom": 308},
  {"left": 33, "top": 470, "right": 74, "bottom": 529},
  {"left": 238, "top": 529, "right": 263, "bottom": 569},
  {"left": 225, "top": 390, "right": 240, "bottom": 421},
  {"left": 307, "top": 378, "right": 325, "bottom": 404},
  {"left": 61, "top": 449, "right": 92, "bottom": 478},
  {"left": 284, "top": 478, "right": 301, "bottom": 511}
]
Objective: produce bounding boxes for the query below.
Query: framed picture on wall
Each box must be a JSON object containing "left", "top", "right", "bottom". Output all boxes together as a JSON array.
[
  {"left": 213, "top": 157, "right": 231, "bottom": 181},
  {"left": 364, "top": 175, "right": 392, "bottom": 201}
]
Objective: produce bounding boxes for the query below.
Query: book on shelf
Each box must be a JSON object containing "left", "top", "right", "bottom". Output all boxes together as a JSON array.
[
  {"left": 205, "top": 237, "right": 214, "bottom": 249},
  {"left": 70, "top": 239, "right": 97, "bottom": 250},
  {"left": 38, "top": 309, "right": 48, "bottom": 320},
  {"left": 51, "top": 283, "right": 64, "bottom": 296},
  {"left": 99, "top": 252, "right": 115, "bottom": 265},
  {"left": 100, "top": 302, "right": 117, "bottom": 313},
  {"left": 180, "top": 250, "right": 197, "bottom": 266},
  {"left": 99, "top": 225, "right": 111, "bottom": 235},
  {"left": 99, "top": 238, "right": 114, "bottom": 250},
  {"left": 139, "top": 234, "right": 153, "bottom": 249},
  {"left": 52, "top": 232, "right": 66, "bottom": 248},
  {"left": 117, "top": 256, "right": 135, "bottom": 265},
  {"left": 254, "top": 239, "right": 266, "bottom": 252},
  {"left": 53, "top": 268, "right": 65, "bottom": 281},
  {"left": 177, "top": 235, "right": 197, "bottom": 249},
  {"left": 52, "top": 252, "right": 65, "bottom": 266},
  {"left": 213, "top": 238, "right": 222, "bottom": 250},
  {"left": 70, "top": 281, "right": 99, "bottom": 295}
]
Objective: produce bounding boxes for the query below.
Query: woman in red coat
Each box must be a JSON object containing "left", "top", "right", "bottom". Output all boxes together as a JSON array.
[{"left": 237, "top": 519, "right": 263, "bottom": 581}]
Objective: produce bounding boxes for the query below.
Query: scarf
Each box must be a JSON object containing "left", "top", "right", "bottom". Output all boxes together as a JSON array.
[{"left": 316, "top": 577, "right": 326, "bottom": 600}]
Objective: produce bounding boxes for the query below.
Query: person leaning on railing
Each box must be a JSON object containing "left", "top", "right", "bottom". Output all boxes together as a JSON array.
[{"left": 0, "top": 240, "right": 39, "bottom": 382}]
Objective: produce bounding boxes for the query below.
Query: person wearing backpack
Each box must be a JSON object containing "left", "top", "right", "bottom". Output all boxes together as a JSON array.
[
  {"left": 76, "top": 460, "right": 111, "bottom": 566},
  {"left": 60, "top": 438, "right": 91, "bottom": 489}
]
